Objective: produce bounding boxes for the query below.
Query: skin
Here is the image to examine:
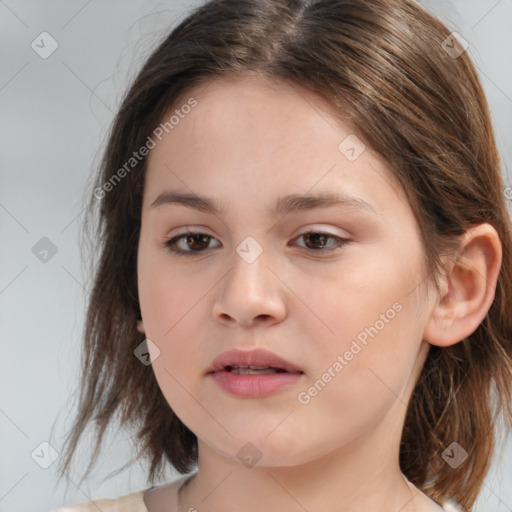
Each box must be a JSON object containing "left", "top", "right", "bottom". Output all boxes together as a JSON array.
[{"left": 136, "top": 74, "right": 502, "bottom": 512}]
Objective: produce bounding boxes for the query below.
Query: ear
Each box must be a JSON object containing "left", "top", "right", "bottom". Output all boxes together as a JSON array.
[
  {"left": 423, "top": 223, "right": 502, "bottom": 347},
  {"left": 137, "top": 319, "right": 146, "bottom": 335}
]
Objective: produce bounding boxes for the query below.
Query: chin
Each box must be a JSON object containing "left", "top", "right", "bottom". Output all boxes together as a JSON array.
[{"left": 223, "top": 434, "right": 319, "bottom": 468}]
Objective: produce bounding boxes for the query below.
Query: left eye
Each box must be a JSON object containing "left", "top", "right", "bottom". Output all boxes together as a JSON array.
[
  {"left": 294, "top": 232, "right": 349, "bottom": 252},
  {"left": 162, "top": 230, "right": 350, "bottom": 256}
]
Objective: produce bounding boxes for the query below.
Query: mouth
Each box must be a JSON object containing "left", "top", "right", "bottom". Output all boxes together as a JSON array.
[
  {"left": 208, "top": 348, "right": 304, "bottom": 375},
  {"left": 208, "top": 350, "right": 304, "bottom": 398},
  {"left": 224, "top": 365, "right": 289, "bottom": 375}
]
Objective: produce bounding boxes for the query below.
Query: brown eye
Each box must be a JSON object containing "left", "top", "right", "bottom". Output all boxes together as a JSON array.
[
  {"left": 163, "top": 231, "right": 218, "bottom": 255},
  {"left": 294, "top": 232, "right": 350, "bottom": 253}
]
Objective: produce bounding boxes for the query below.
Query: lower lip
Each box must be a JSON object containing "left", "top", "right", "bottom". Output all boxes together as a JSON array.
[{"left": 210, "top": 370, "right": 303, "bottom": 398}]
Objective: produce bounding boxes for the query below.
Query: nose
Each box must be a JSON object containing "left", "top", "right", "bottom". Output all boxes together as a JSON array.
[{"left": 211, "top": 246, "right": 287, "bottom": 328}]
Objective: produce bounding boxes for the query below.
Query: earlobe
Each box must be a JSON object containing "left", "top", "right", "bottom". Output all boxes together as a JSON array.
[
  {"left": 137, "top": 319, "right": 146, "bottom": 334},
  {"left": 423, "top": 223, "right": 502, "bottom": 348}
]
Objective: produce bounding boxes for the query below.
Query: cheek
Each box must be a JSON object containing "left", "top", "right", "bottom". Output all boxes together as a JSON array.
[
  {"left": 138, "top": 261, "right": 210, "bottom": 380},
  {"left": 294, "top": 297, "right": 421, "bottom": 449},
  {"left": 296, "top": 249, "right": 423, "bottom": 390},
  {"left": 140, "top": 278, "right": 205, "bottom": 373},
  {"left": 137, "top": 248, "right": 205, "bottom": 337},
  {"left": 297, "top": 259, "right": 413, "bottom": 341}
]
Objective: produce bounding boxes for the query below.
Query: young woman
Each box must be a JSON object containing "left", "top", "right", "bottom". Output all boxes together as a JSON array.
[{"left": 53, "top": 0, "right": 512, "bottom": 511}]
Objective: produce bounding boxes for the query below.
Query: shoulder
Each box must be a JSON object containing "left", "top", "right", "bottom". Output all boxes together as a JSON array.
[
  {"left": 50, "top": 488, "right": 150, "bottom": 512},
  {"left": 423, "top": 496, "right": 461, "bottom": 512},
  {"left": 441, "top": 501, "right": 463, "bottom": 512},
  {"left": 407, "top": 481, "right": 461, "bottom": 512},
  {"left": 50, "top": 474, "right": 194, "bottom": 512},
  {"left": 143, "top": 473, "right": 195, "bottom": 511},
  {"left": 407, "top": 483, "right": 459, "bottom": 512}
]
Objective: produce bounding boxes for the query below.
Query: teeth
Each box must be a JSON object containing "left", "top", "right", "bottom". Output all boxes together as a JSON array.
[
  {"left": 228, "top": 365, "right": 282, "bottom": 375},
  {"left": 231, "top": 368, "right": 280, "bottom": 375}
]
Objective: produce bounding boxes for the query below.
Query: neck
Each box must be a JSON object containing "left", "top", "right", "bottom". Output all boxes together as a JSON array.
[{"left": 179, "top": 422, "right": 420, "bottom": 512}]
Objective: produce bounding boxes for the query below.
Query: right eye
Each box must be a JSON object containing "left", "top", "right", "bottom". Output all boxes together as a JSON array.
[{"left": 162, "top": 229, "right": 220, "bottom": 256}]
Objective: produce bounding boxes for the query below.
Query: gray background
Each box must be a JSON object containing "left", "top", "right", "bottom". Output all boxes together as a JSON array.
[{"left": 0, "top": 1, "right": 511, "bottom": 511}]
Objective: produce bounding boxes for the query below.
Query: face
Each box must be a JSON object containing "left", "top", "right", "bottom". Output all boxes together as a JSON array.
[{"left": 137, "top": 75, "right": 434, "bottom": 467}]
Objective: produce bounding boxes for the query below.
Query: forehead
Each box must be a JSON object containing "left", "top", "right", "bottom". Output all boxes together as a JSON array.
[
  {"left": 143, "top": 74, "right": 406, "bottom": 220},
  {"left": 148, "top": 75, "right": 361, "bottom": 172},
  {"left": 165, "top": 73, "right": 355, "bottom": 147}
]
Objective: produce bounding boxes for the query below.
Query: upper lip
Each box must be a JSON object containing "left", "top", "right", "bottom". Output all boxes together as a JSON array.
[{"left": 208, "top": 348, "right": 303, "bottom": 374}]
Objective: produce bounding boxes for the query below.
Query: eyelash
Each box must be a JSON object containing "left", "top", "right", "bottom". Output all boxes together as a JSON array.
[{"left": 162, "top": 229, "right": 350, "bottom": 256}]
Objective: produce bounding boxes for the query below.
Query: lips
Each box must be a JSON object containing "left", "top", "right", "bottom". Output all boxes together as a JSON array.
[
  {"left": 208, "top": 348, "right": 303, "bottom": 374},
  {"left": 208, "top": 348, "right": 304, "bottom": 398}
]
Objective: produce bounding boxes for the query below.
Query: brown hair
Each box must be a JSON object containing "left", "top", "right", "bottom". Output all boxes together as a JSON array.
[{"left": 57, "top": 0, "right": 512, "bottom": 509}]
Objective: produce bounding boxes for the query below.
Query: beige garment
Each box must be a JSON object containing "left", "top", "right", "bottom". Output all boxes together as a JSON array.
[
  {"left": 50, "top": 474, "right": 191, "bottom": 512},
  {"left": 51, "top": 473, "right": 455, "bottom": 512},
  {"left": 50, "top": 489, "right": 150, "bottom": 512}
]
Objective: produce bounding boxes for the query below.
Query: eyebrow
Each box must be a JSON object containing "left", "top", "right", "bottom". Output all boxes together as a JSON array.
[{"left": 149, "top": 190, "right": 379, "bottom": 217}]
